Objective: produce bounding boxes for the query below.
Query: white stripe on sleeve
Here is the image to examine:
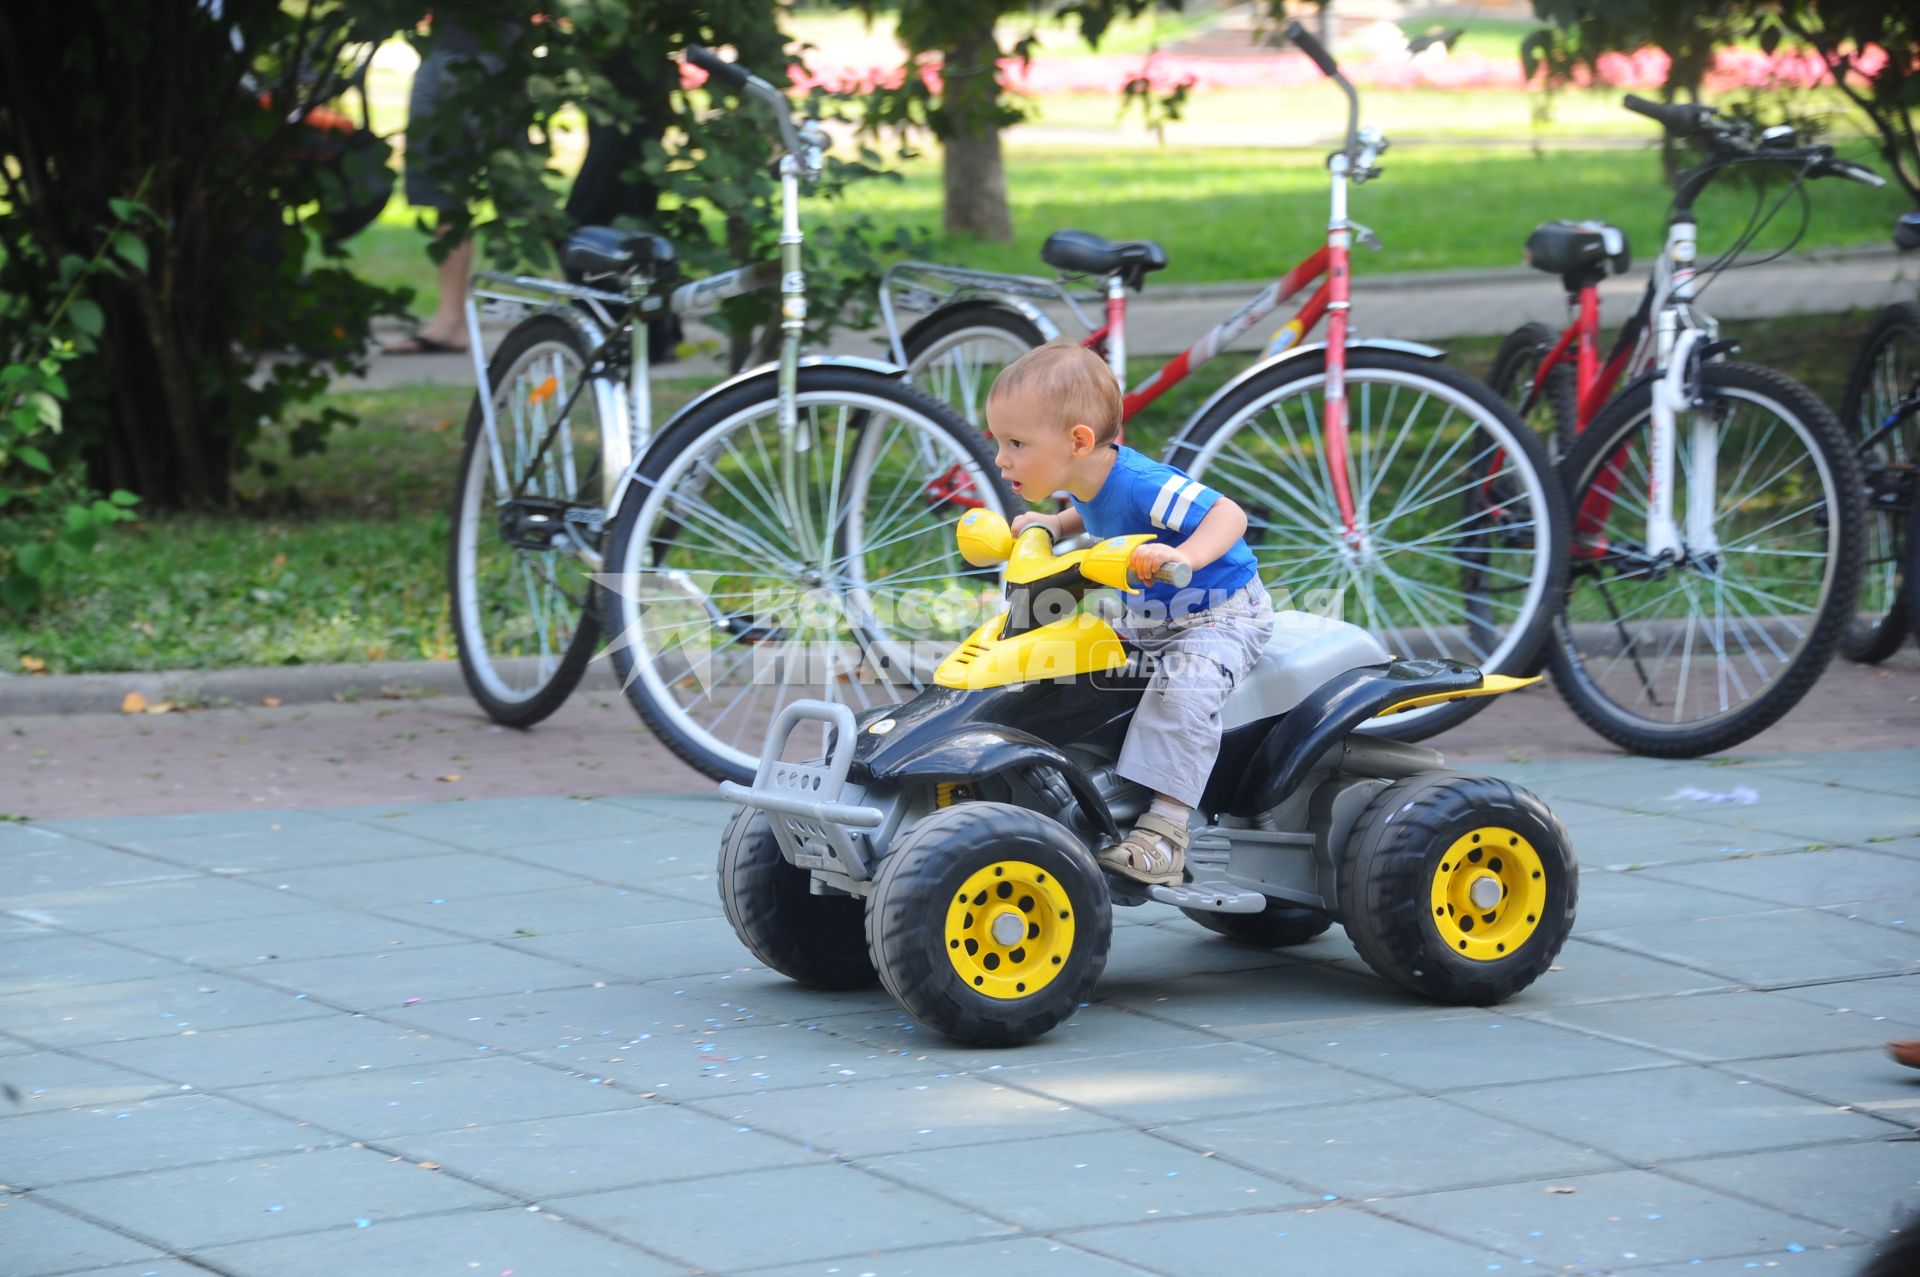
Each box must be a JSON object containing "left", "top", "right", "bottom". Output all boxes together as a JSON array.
[
  {"left": 1167, "top": 481, "right": 1204, "bottom": 531},
  {"left": 1147, "top": 476, "right": 1184, "bottom": 528}
]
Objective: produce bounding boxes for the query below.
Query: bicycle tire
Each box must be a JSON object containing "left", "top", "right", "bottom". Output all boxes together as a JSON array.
[
  {"left": 1548, "top": 361, "right": 1864, "bottom": 756},
  {"left": 902, "top": 302, "right": 1047, "bottom": 431},
  {"left": 598, "top": 365, "right": 1014, "bottom": 784},
  {"left": 1488, "top": 322, "right": 1579, "bottom": 462},
  {"left": 448, "top": 311, "right": 604, "bottom": 727},
  {"left": 1836, "top": 302, "right": 1920, "bottom": 664},
  {"left": 1168, "top": 348, "right": 1569, "bottom": 742}
]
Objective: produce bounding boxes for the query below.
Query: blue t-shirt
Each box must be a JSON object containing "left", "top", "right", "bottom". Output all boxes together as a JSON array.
[{"left": 1068, "top": 445, "right": 1260, "bottom": 614}]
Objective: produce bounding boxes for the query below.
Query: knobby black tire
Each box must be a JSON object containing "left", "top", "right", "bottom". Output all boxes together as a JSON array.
[
  {"left": 1169, "top": 348, "right": 1569, "bottom": 743},
  {"left": 1549, "top": 360, "right": 1864, "bottom": 757},
  {"left": 1907, "top": 481, "right": 1920, "bottom": 643},
  {"left": 902, "top": 302, "right": 1046, "bottom": 431},
  {"left": 1836, "top": 302, "right": 1920, "bottom": 664},
  {"left": 449, "top": 312, "right": 602, "bottom": 728},
  {"left": 1337, "top": 772, "right": 1576, "bottom": 1006},
  {"left": 866, "top": 803, "right": 1111, "bottom": 1047},
  {"left": 598, "top": 366, "right": 1011, "bottom": 785},
  {"left": 717, "top": 806, "right": 876, "bottom": 990},
  {"left": 1488, "top": 322, "right": 1579, "bottom": 462},
  {"left": 1180, "top": 904, "right": 1334, "bottom": 948}
]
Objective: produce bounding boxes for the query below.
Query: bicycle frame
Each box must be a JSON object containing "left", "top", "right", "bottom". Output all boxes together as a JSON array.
[{"left": 1541, "top": 220, "right": 1719, "bottom": 564}]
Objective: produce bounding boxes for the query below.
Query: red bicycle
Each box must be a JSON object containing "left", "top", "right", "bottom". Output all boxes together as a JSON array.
[
  {"left": 884, "top": 22, "right": 1567, "bottom": 742},
  {"left": 1488, "top": 97, "right": 1877, "bottom": 755}
]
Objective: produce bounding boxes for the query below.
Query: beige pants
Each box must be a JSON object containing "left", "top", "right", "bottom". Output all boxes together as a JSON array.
[{"left": 1114, "top": 582, "right": 1275, "bottom": 809}]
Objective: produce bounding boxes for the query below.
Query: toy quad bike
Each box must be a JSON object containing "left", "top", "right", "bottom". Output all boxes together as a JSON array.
[{"left": 717, "top": 511, "right": 1577, "bottom": 1046}]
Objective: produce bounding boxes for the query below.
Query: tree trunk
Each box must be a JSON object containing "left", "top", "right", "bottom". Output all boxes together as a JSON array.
[{"left": 940, "top": 28, "right": 1013, "bottom": 242}]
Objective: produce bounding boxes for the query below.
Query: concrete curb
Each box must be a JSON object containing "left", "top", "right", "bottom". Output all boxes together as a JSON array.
[{"left": 0, "top": 658, "right": 624, "bottom": 716}]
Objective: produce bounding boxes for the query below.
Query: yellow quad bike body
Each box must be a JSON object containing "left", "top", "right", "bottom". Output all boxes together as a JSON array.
[{"left": 718, "top": 510, "right": 1577, "bottom": 1047}]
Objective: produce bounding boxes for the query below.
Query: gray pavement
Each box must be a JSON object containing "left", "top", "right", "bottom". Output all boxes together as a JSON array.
[
  {"left": 7, "top": 741, "right": 1920, "bottom": 1275},
  {"left": 345, "top": 244, "right": 1920, "bottom": 393}
]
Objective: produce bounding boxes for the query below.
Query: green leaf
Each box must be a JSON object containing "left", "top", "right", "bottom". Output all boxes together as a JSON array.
[
  {"left": 14, "top": 541, "right": 53, "bottom": 577},
  {"left": 16, "top": 445, "right": 52, "bottom": 474},
  {"left": 108, "top": 489, "right": 141, "bottom": 507},
  {"left": 0, "top": 572, "right": 44, "bottom": 613},
  {"left": 67, "top": 298, "right": 105, "bottom": 338},
  {"left": 109, "top": 197, "right": 140, "bottom": 221},
  {"left": 27, "top": 392, "right": 62, "bottom": 432}
]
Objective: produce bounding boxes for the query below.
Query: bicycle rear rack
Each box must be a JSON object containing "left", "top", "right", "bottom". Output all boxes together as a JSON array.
[{"left": 878, "top": 260, "right": 1099, "bottom": 371}]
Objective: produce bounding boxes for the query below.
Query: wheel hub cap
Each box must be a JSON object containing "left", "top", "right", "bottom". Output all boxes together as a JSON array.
[
  {"left": 944, "top": 860, "right": 1076, "bottom": 1000},
  {"left": 1429, "top": 827, "right": 1549, "bottom": 962}
]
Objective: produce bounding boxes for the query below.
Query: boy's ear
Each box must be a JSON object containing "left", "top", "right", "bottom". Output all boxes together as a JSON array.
[{"left": 1069, "top": 422, "right": 1097, "bottom": 454}]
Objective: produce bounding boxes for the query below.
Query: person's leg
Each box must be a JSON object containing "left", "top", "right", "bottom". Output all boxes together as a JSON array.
[{"left": 383, "top": 225, "right": 472, "bottom": 353}]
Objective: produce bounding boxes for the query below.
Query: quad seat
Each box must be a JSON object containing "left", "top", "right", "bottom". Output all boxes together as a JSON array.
[{"left": 1524, "top": 220, "right": 1630, "bottom": 293}]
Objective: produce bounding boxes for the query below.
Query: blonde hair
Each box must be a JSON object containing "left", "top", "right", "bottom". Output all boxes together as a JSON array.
[{"left": 987, "top": 340, "right": 1123, "bottom": 445}]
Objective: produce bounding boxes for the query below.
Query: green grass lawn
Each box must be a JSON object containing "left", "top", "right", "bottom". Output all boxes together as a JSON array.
[
  {"left": 0, "top": 310, "right": 1879, "bottom": 676},
  {"left": 351, "top": 133, "right": 1908, "bottom": 322}
]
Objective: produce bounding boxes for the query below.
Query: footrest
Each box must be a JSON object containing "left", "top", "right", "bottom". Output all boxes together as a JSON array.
[{"left": 1146, "top": 879, "right": 1268, "bottom": 913}]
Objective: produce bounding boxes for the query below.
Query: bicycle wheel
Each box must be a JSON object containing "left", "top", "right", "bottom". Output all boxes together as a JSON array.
[
  {"left": 902, "top": 302, "right": 1045, "bottom": 431},
  {"left": 1488, "top": 322, "right": 1578, "bottom": 461},
  {"left": 598, "top": 365, "right": 1014, "bottom": 783},
  {"left": 1549, "top": 361, "right": 1864, "bottom": 757},
  {"left": 1836, "top": 302, "right": 1920, "bottom": 663},
  {"left": 1169, "top": 348, "right": 1568, "bottom": 741},
  {"left": 449, "top": 311, "right": 606, "bottom": 727}
]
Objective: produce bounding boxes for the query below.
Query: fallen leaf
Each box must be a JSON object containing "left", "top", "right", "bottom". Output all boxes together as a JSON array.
[
  {"left": 272, "top": 553, "right": 287, "bottom": 568},
  {"left": 416, "top": 1161, "right": 441, "bottom": 1170},
  {"left": 1546, "top": 1185, "right": 1578, "bottom": 1195},
  {"left": 436, "top": 773, "right": 461, "bottom": 783},
  {"left": 19, "top": 655, "right": 45, "bottom": 673},
  {"left": 261, "top": 696, "right": 282, "bottom": 707},
  {"left": 145, "top": 700, "right": 176, "bottom": 715},
  {"left": 432, "top": 417, "right": 453, "bottom": 432},
  {"left": 121, "top": 691, "right": 148, "bottom": 713}
]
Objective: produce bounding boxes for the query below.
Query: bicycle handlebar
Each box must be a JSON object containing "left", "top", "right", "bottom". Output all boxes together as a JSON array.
[
  {"left": 1128, "top": 560, "right": 1194, "bottom": 590},
  {"left": 1622, "top": 94, "right": 1716, "bottom": 139},
  {"left": 685, "top": 45, "right": 805, "bottom": 159},
  {"left": 1286, "top": 21, "right": 1341, "bottom": 79}
]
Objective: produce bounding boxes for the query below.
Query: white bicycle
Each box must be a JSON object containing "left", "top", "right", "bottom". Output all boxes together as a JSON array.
[{"left": 449, "top": 47, "right": 1012, "bottom": 782}]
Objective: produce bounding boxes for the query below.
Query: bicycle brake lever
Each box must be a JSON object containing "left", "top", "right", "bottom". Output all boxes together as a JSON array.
[{"left": 1348, "top": 220, "right": 1383, "bottom": 251}]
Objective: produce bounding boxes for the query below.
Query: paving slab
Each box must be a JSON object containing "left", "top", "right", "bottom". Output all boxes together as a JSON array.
[
  {"left": 991, "top": 1039, "right": 1407, "bottom": 1124},
  {"left": 0, "top": 973, "right": 334, "bottom": 1048},
  {"left": 1665, "top": 1137, "right": 1920, "bottom": 1236},
  {"left": 1068, "top": 1204, "right": 1535, "bottom": 1274},
  {"left": 0, "top": 1196, "right": 166, "bottom": 1276},
  {"left": 0, "top": 1050, "right": 180, "bottom": 1119},
  {"left": 379, "top": 1103, "right": 829, "bottom": 1200},
  {"left": 1250, "top": 1006, "right": 1675, "bottom": 1088},
  {"left": 8, "top": 1092, "right": 339, "bottom": 1188},
  {"left": 1584, "top": 908, "right": 1920, "bottom": 988},
  {"left": 857, "top": 1127, "right": 1316, "bottom": 1231},
  {"left": 1372, "top": 1168, "right": 1863, "bottom": 1271},
  {"left": 746, "top": 1235, "right": 1153, "bottom": 1277},
  {"left": 31, "top": 1143, "right": 511, "bottom": 1251},
  {"left": 1441, "top": 1066, "right": 1892, "bottom": 1165},
  {"left": 1641, "top": 847, "right": 1920, "bottom": 909},
  {"left": 194, "top": 1207, "right": 690, "bottom": 1277},
  {"left": 93, "top": 908, "right": 469, "bottom": 968},
  {"left": 77, "top": 1015, "right": 478, "bottom": 1091},
  {"left": 1529, "top": 989, "right": 1920, "bottom": 1064},
  {"left": 0, "top": 933, "right": 201, "bottom": 998},
  {"left": 550, "top": 1162, "right": 1016, "bottom": 1271}
]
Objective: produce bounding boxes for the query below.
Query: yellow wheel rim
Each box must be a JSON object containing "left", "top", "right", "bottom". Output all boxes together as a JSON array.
[
  {"left": 1429, "top": 827, "right": 1548, "bottom": 961},
  {"left": 944, "top": 860, "right": 1076, "bottom": 1000}
]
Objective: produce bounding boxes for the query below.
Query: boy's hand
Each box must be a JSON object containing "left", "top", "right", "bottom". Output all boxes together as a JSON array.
[
  {"left": 1129, "top": 542, "right": 1189, "bottom": 584},
  {"left": 1011, "top": 512, "right": 1061, "bottom": 538}
]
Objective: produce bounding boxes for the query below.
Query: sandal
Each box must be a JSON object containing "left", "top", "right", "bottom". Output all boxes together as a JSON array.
[{"left": 1097, "top": 811, "right": 1191, "bottom": 886}]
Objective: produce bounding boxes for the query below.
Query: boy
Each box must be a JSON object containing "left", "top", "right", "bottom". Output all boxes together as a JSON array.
[{"left": 987, "top": 341, "right": 1275, "bottom": 885}]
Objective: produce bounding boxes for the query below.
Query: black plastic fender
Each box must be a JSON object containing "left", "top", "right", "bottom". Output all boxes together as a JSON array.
[
  {"left": 1234, "top": 660, "right": 1483, "bottom": 814},
  {"left": 866, "top": 726, "right": 1121, "bottom": 843}
]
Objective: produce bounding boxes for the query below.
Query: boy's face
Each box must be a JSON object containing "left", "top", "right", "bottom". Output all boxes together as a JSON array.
[{"left": 987, "top": 387, "right": 1093, "bottom": 502}]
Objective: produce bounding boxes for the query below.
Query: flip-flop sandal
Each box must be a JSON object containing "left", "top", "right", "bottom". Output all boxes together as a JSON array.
[
  {"left": 382, "top": 333, "right": 469, "bottom": 356},
  {"left": 1096, "top": 811, "right": 1191, "bottom": 886}
]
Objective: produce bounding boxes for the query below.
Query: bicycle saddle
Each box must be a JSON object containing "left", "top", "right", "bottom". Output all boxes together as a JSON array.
[
  {"left": 1041, "top": 230, "right": 1169, "bottom": 290},
  {"left": 563, "top": 227, "right": 677, "bottom": 282},
  {"left": 1524, "top": 220, "right": 1631, "bottom": 293}
]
